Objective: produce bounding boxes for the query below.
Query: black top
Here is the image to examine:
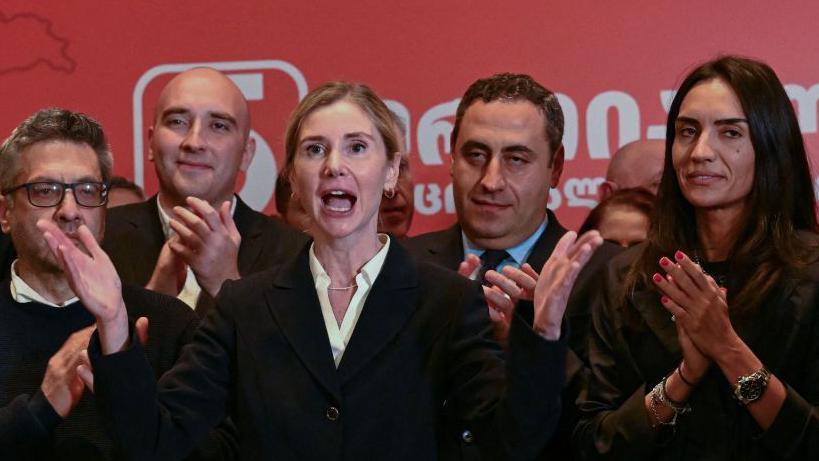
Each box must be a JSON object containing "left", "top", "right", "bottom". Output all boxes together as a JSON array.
[
  {"left": 575, "top": 243, "right": 819, "bottom": 460},
  {"left": 0, "top": 281, "right": 200, "bottom": 460}
]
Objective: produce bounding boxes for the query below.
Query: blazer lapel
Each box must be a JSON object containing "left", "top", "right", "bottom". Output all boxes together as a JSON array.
[
  {"left": 233, "top": 196, "right": 264, "bottom": 275},
  {"left": 265, "top": 249, "right": 342, "bottom": 401},
  {"left": 523, "top": 209, "right": 567, "bottom": 272},
  {"left": 424, "top": 225, "right": 466, "bottom": 270},
  {"left": 337, "top": 242, "right": 419, "bottom": 383}
]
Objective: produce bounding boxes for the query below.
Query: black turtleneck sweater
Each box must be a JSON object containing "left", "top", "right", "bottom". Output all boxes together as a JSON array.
[{"left": 0, "top": 281, "right": 199, "bottom": 460}]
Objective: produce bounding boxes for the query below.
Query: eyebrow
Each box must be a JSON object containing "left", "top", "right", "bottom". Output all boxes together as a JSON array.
[
  {"left": 160, "top": 107, "right": 238, "bottom": 126},
  {"left": 459, "top": 140, "right": 536, "bottom": 155},
  {"left": 676, "top": 116, "right": 749, "bottom": 125},
  {"left": 27, "top": 175, "right": 102, "bottom": 183},
  {"left": 300, "top": 132, "right": 377, "bottom": 143}
]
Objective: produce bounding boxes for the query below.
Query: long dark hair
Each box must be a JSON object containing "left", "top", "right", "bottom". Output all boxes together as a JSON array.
[{"left": 627, "top": 55, "right": 818, "bottom": 313}]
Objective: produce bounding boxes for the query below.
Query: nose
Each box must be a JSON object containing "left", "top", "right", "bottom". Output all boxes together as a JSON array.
[
  {"left": 479, "top": 156, "right": 506, "bottom": 192},
  {"left": 180, "top": 119, "right": 206, "bottom": 152},
  {"left": 689, "top": 130, "right": 716, "bottom": 163},
  {"left": 54, "top": 188, "right": 82, "bottom": 226},
  {"left": 322, "top": 148, "right": 347, "bottom": 177}
]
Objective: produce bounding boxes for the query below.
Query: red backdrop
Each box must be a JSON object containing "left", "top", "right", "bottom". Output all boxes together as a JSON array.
[{"left": 2, "top": 1, "right": 818, "bottom": 234}]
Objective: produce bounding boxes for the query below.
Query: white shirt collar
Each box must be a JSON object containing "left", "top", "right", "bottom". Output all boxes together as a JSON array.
[
  {"left": 308, "top": 234, "right": 391, "bottom": 367},
  {"left": 9, "top": 260, "right": 79, "bottom": 308}
]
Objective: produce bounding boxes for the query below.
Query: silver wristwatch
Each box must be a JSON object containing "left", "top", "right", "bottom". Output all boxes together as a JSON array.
[{"left": 733, "top": 367, "right": 770, "bottom": 405}]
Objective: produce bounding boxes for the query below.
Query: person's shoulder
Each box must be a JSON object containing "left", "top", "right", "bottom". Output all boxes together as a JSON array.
[{"left": 404, "top": 227, "right": 456, "bottom": 249}]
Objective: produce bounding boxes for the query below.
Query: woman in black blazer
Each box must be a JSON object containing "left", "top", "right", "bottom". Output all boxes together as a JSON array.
[
  {"left": 574, "top": 56, "right": 819, "bottom": 459},
  {"left": 39, "top": 81, "right": 602, "bottom": 460}
]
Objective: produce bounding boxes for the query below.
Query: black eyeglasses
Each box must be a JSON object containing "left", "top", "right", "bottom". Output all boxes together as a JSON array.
[{"left": 2, "top": 181, "right": 110, "bottom": 207}]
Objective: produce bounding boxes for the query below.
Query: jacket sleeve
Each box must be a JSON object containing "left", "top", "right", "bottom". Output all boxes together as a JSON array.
[
  {"left": 446, "top": 279, "right": 567, "bottom": 460},
  {"left": 0, "top": 390, "right": 62, "bottom": 455},
  {"left": 89, "top": 292, "right": 238, "bottom": 461},
  {"left": 756, "top": 278, "right": 819, "bottom": 458},
  {"left": 573, "top": 265, "right": 662, "bottom": 459}
]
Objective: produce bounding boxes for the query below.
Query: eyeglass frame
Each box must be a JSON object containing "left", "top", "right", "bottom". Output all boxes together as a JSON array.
[{"left": 1, "top": 181, "right": 111, "bottom": 208}]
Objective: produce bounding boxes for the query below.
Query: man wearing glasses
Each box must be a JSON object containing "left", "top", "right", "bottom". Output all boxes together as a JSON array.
[{"left": 0, "top": 108, "right": 204, "bottom": 458}]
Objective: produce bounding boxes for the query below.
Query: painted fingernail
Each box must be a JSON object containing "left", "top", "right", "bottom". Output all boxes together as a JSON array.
[
  {"left": 661, "top": 296, "right": 669, "bottom": 304},
  {"left": 653, "top": 273, "right": 663, "bottom": 283},
  {"left": 675, "top": 250, "right": 684, "bottom": 261},
  {"left": 660, "top": 257, "right": 671, "bottom": 267}
]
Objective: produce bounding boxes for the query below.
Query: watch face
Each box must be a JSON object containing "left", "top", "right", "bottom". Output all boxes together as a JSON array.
[
  {"left": 739, "top": 379, "right": 763, "bottom": 401},
  {"left": 735, "top": 369, "right": 769, "bottom": 404}
]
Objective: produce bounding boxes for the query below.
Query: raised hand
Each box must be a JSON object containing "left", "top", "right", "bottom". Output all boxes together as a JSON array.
[
  {"left": 37, "top": 219, "right": 129, "bottom": 354},
  {"left": 479, "top": 265, "right": 539, "bottom": 342},
  {"left": 653, "top": 251, "right": 739, "bottom": 361},
  {"left": 457, "top": 254, "right": 481, "bottom": 278},
  {"left": 168, "top": 197, "right": 241, "bottom": 297},
  {"left": 532, "top": 231, "right": 603, "bottom": 340},
  {"left": 41, "top": 326, "right": 95, "bottom": 417},
  {"left": 145, "top": 238, "right": 187, "bottom": 296}
]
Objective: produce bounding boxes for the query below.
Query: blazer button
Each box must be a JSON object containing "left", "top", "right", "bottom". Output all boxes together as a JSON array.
[
  {"left": 326, "top": 406, "right": 340, "bottom": 421},
  {"left": 461, "top": 430, "right": 474, "bottom": 444}
]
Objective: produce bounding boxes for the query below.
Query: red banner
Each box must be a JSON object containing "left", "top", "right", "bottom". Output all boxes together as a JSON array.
[{"left": 2, "top": 1, "right": 818, "bottom": 233}]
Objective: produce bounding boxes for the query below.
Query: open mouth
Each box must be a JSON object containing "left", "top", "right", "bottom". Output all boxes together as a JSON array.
[{"left": 321, "top": 190, "right": 357, "bottom": 213}]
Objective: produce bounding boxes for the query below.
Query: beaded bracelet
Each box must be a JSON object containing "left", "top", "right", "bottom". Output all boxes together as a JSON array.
[{"left": 648, "top": 376, "right": 691, "bottom": 427}]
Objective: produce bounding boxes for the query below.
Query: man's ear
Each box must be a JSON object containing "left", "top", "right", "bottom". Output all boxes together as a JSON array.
[
  {"left": 147, "top": 126, "right": 155, "bottom": 162},
  {"left": 598, "top": 181, "right": 616, "bottom": 201},
  {"left": 0, "top": 195, "right": 12, "bottom": 234},
  {"left": 239, "top": 136, "right": 256, "bottom": 172},
  {"left": 549, "top": 144, "right": 565, "bottom": 188}
]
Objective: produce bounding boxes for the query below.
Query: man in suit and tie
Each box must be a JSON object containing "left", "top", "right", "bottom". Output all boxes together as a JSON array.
[
  {"left": 405, "top": 73, "right": 621, "bottom": 459},
  {"left": 104, "top": 67, "right": 307, "bottom": 315}
]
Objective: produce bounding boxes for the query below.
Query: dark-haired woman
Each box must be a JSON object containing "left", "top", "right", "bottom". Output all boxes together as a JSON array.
[{"left": 574, "top": 55, "right": 819, "bottom": 459}]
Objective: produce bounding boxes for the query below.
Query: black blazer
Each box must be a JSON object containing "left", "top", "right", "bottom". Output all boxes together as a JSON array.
[
  {"left": 405, "top": 210, "right": 622, "bottom": 460},
  {"left": 103, "top": 195, "right": 308, "bottom": 315},
  {"left": 90, "top": 241, "right": 567, "bottom": 460},
  {"left": 575, "top": 244, "right": 819, "bottom": 460},
  {"left": 404, "top": 210, "right": 621, "bottom": 364}
]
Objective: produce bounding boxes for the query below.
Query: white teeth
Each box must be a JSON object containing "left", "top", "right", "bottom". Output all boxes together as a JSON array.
[{"left": 329, "top": 190, "right": 345, "bottom": 196}]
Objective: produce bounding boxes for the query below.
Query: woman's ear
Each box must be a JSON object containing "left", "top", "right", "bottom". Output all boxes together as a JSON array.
[{"left": 385, "top": 153, "right": 401, "bottom": 191}]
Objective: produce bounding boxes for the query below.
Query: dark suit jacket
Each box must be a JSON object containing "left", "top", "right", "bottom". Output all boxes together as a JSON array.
[
  {"left": 103, "top": 195, "right": 308, "bottom": 316},
  {"left": 90, "top": 241, "right": 567, "bottom": 460},
  {"left": 405, "top": 210, "right": 622, "bottom": 460},
  {"left": 404, "top": 210, "right": 621, "bottom": 363},
  {"left": 575, "top": 243, "right": 819, "bottom": 460}
]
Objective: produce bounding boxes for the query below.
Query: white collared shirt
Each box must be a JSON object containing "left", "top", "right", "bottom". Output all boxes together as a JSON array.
[
  {"left": 156, "top": 195, "right": 237, "bottom": 309},
  {"left": 9, "top": 260, "right": 78, "bottom": 308},
  {"left": 309, "top": 234, "right": 391, "bottom": 367}
]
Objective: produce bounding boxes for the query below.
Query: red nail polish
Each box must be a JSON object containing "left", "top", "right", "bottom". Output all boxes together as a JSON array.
[
  {"left": 675, "top": 250, "right": 684, "bottom": 261},
  {"left": 660, "top": 257, "right": 670, "bottom": 267},
  {"left": 653, "top": 273, "right": 663, "bottom": 283},
  {"left": 661, "top": 296, "right": 669, "bottom": 304}
]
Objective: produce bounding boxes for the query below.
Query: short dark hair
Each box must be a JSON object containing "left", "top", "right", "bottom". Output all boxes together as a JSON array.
[
  {"left": 109, "top": 176, "right": 145, "bottom": 199},
  {"left": 451, "top": 73, "right": 564, "bottom": 155},
  {"left": 0, "top": 108, "right": 113, "bottom": 194}
]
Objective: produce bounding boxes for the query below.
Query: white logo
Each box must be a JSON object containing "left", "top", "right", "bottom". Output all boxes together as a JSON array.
[{"left": 132, "top": 60, "right": 308, "bottom": 210}]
